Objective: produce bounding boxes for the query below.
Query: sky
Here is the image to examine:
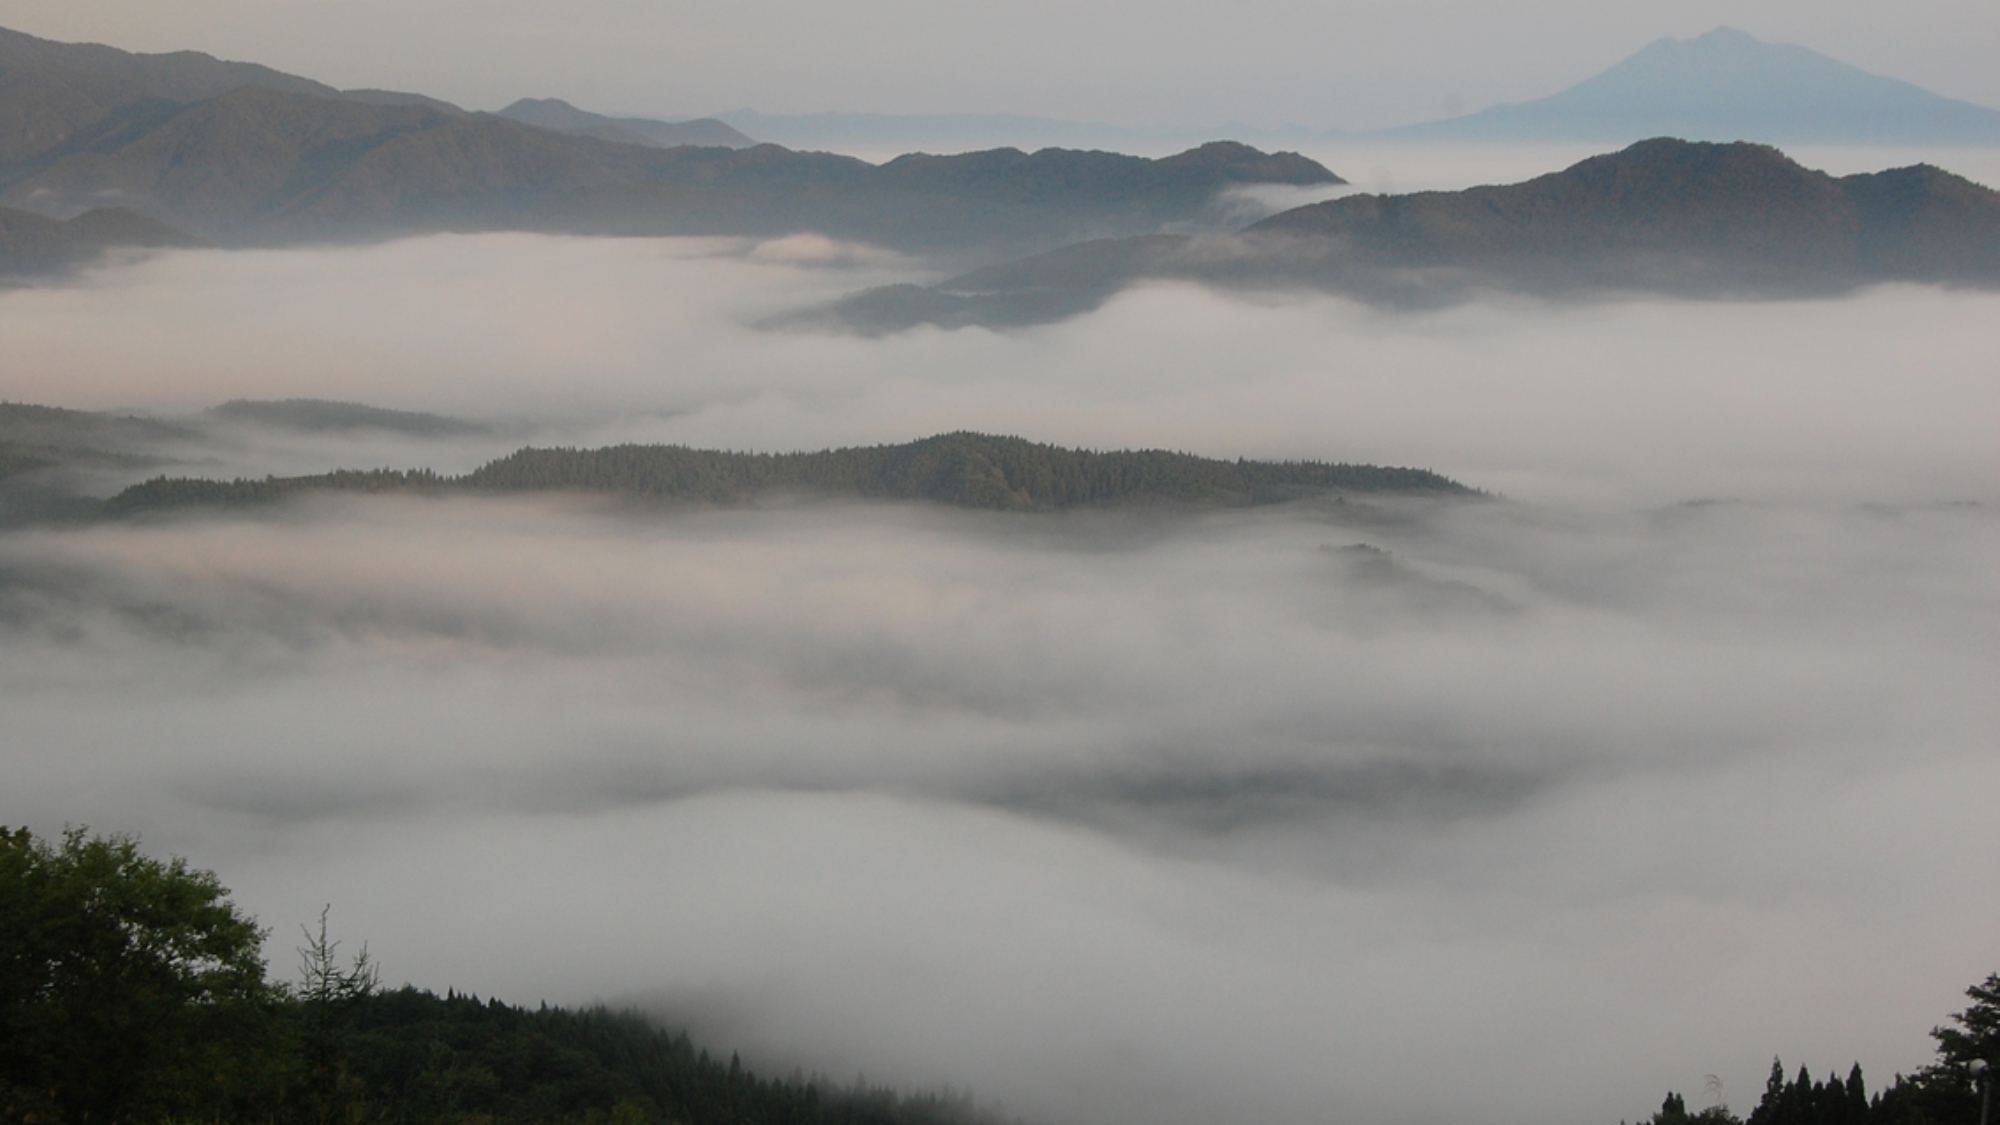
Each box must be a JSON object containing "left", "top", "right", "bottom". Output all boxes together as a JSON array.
[
  {"left": 1, "top": 0, "right": 1997, "bottom": 130},
  {"left": 2, "top": 234, "right": 1997, "bottom": 1125}
]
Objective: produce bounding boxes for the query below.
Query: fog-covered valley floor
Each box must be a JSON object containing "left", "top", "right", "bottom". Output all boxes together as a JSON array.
[{"left": 2, "top": 211, "right": 1997, "bottom": 1125}]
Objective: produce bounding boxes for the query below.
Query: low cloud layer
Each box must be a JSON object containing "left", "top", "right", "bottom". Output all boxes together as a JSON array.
[
  {"left": 1, "top": 228, "right": 1997, "bottom": 1125},
  {"left": 3, "top": 491, "right": 1994, "bottom": 1125},
  {"left": 0, "top": 233, "right": 1994, "bottom": 507}
]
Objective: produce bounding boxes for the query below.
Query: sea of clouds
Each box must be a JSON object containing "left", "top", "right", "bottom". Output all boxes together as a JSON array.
[{"left": 1, "top": 220, "right": 1996, "bottom": 1125}]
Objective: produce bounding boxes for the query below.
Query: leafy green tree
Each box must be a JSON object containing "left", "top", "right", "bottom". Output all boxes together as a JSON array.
[{"left": 0, "top": 825, "right": 275, "bottom": 1124}]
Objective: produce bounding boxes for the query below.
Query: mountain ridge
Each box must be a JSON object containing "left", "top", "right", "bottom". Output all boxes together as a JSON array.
[
  {"left": 0, "top": 24, "right": 1341, "bottom": 263},
  {"left": 100, "top": 430, "right": 1473, "bottom": 517},
  {"left": 808, "top": 138, "right": 2000, "bottom": 331}
]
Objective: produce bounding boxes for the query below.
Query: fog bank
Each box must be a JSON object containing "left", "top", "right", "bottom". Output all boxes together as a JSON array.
[
  {"left": 0, "top": 234, "right": 1993, "bottom": 507},
  {"left": 1, "top": 227, "right": 1996, "bottom": 1125},
  {"left": 1, "top": 492, "right": 1995, "bottom": 1125}
]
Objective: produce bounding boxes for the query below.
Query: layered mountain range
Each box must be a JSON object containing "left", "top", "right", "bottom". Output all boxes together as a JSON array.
[
  {"left": 0, "top": 25, "right": 1338, "bottom": 271},
  {"left": 3, "top": 23, "right": 1998, "bottom": 312},
  {"left": 812, "top": 138, "right": 2000, "bottom": 330}
]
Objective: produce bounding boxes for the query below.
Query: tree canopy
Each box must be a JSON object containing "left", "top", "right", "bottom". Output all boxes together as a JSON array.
[
  {"left": 0, "top": 826, "right": 273, "bottom": 1124},
  {"left": 1, "top": 826, "right": 1009, "bottom": 1125}
]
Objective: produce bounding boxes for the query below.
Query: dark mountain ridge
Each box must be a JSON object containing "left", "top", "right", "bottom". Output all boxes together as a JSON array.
[
  {"left": 102, "top": 431, "right": 1472, "bottom": 517},
  {"left": 1248, "top": 138, "right": 2000, "bottom": 283},
  {"left": 817, "top": 139, "right": 2000, "bottom": 331}
]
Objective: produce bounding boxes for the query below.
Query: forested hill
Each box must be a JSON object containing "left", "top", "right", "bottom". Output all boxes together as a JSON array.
[
  {"left": 286, "top": 987, "right": 1001, "bottom": 1125},
  {"left": 101, "top": 432, "right": 1474, "bottom": 516}
]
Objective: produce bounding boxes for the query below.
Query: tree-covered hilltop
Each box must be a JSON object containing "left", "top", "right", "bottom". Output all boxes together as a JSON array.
[
  {"left": 1623, "top": 977, "right": 2000, "bottom": 1125},
  {"left": 101, "top": 431, "right": 1475, "bottom": 516},
  {"left": 459, "top": 433, "right": 1470, "bottom": 507},
  {"left": 103, "top": 469, "right": 447, "bottom": 515},
  {"left": 1, "top": 825, "right": 1011, "bottom": 1125}
]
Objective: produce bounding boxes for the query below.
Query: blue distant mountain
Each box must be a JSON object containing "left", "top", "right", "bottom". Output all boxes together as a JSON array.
[{"left": 1381, "top": 27, "right": 2000, "bottom": 145}]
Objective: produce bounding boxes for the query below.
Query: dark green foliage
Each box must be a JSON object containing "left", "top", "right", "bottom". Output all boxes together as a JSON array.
[
  {"left": 462, "top": 432, "right": 1466, "bottom": 507},
  {"left": 332, "top": 988, "right": 994, "bottom": 1125},
  {"left": 0, "top": 826, "right": 1005, "bottom": 1125},
  {"left": 101, "top": 468, "right": 447, "bottom": 515},
  {"left": 102, "top": 431, "right": 1472, "bottom": 518},
  {"left": 0, "top": 826, "right": 275, "bottom": 1125}
]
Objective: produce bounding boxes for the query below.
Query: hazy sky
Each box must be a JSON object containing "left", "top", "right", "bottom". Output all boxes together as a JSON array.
[{"left": 1, "top": 0, "right": 1997, "bottom": 130}]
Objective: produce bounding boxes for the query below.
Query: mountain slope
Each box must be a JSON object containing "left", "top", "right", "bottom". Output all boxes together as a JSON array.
[
  {"left": 0, "top": 25, "right": 343, "bottom": 165},
  {"left": 1384, "top": 27, "right": 2000, "bottom": 144}
]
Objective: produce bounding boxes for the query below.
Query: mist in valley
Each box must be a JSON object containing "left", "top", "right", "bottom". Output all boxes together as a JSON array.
[{"left": 1, "top": 213, "right": 1996, "bottom": 1125}]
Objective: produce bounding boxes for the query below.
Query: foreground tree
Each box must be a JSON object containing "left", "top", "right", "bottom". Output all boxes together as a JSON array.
[
  {"left": 0, "top": 826, "right": 275, "bottom": 1124},
  {"left": 2, "top": 826, "right": 1006, "bottom": 1125}
]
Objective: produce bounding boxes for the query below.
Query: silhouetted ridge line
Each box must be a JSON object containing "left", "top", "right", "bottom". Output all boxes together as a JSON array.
[
  {"left": 1246, "top": 138, "right": 2000, "bottom": 282},
  {"left": 815, "top": 138, "right": 2000, "bottom": 332},
  {"left": 0, "top": 24, "right": 1342, "bottom": 258},
  {"left": 102, "top": 432, "right": 1474, "bottom": 515}
]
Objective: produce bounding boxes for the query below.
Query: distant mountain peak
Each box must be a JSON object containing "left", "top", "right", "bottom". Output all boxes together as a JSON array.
[{"left": 1383, "top": 26, "right": 2000, "bottom": 145}]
